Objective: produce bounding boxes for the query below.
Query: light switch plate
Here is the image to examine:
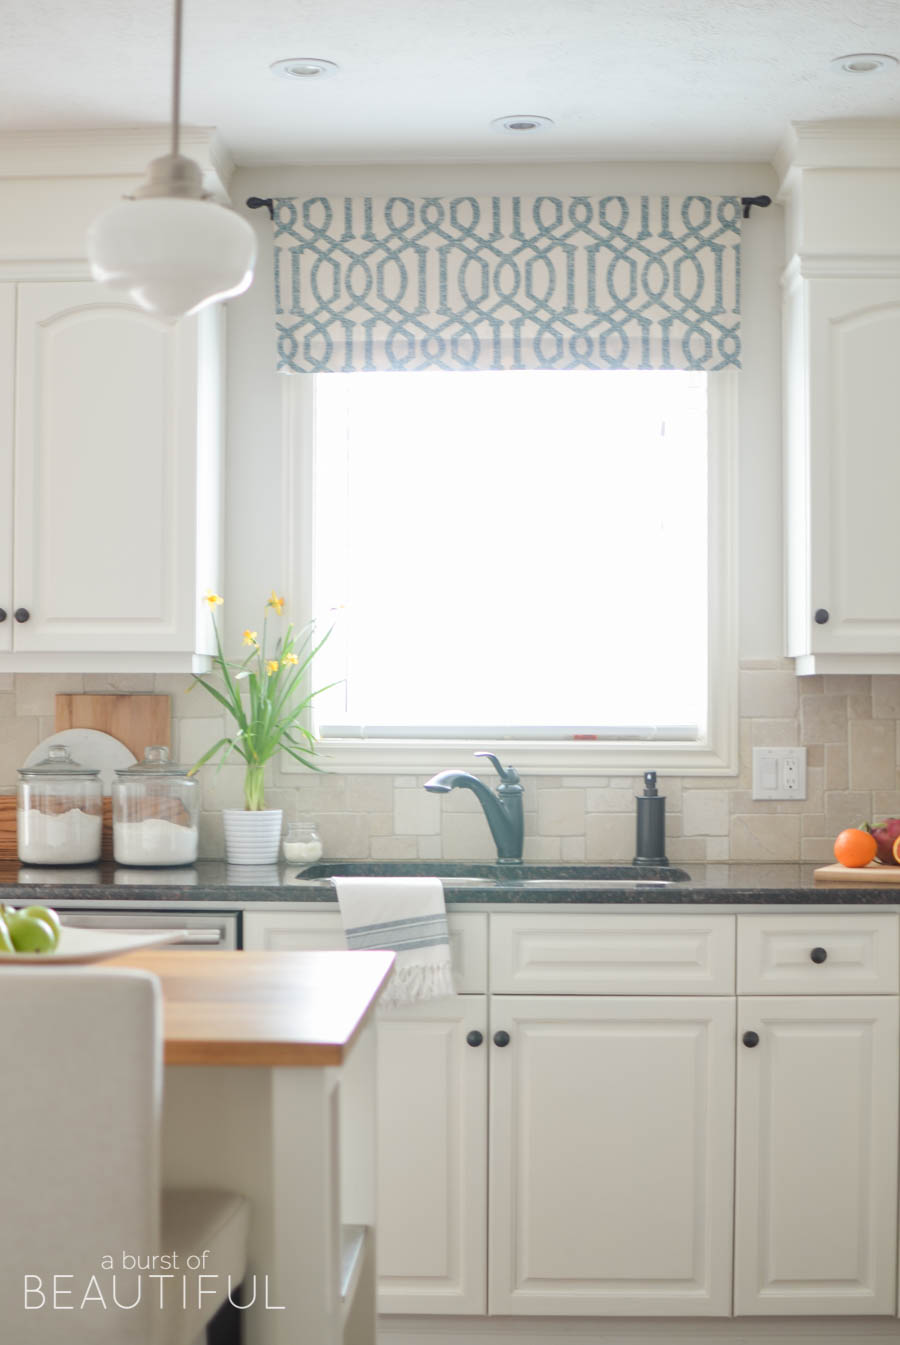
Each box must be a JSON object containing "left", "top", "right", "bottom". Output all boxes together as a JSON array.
[{"left": 752, "top": 746, "right": 807, "bottom": 800}]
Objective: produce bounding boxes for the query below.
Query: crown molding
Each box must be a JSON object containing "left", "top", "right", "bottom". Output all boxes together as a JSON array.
[
  {"left": 0, "top": 127, "right": 235, "bottom": 198},
  {"left": 775, "top": 118, "right": 900, "bottom": 197}
]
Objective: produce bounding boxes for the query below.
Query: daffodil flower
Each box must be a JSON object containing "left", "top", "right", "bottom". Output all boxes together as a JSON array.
[
  {"left": 203, "top": 590, "right": 224, "bottom": 609},
  {"left": 282, "top": 653, "right": 299, "bottom": 666},
  {"left": 242, "top": 629, "right": 258, "bottom": 647},
  {"left": 266, "top": 659, "right": 280, "bottom": 676},
  {"left": 266, "top": 590, "right": 285, "bottom": 614}
]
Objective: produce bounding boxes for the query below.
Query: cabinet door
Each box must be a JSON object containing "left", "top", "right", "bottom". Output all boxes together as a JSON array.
[
  {"left": 241, "top": 910, "right": 488, "bottom": 1315},
  {"left": 377, "top": 998, "right": 487, "bottom": 1315},
  {"left": 489, "top": 996, "right": 735, "bottom": 1316},
  {"left": 13, "top": 282, "right": 215, "bottom": 654},
  {"left": 791, "top": 278, "right": 900, "bottom": 662},
  {"left": 735, "top": 996, "right": 898, "bottom": 1315},
  {"left": 0, "top": 284, "right": 13, "bottom": 653}
]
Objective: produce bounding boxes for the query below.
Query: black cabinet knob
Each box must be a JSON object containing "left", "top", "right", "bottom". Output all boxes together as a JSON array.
[
  {"left": 742, "top": 1030, "right": 760, "bottom": 1048},
  {"left": 14, "top": 608, "right": 29, "bottom": 623},
  {"left": 0, "top": 609, "right": 6, "bottom": 623},
  {"left": 810, "top": 947, "right": 828, "bottom": 964},
  {"left": 814, "top": 609, "right": 830, "bottom": 625},
  {"left": 465, "top": 1030, "right": 483, "bottom": 1048},
  {"left": 493, "top": 1030, "right": 511, "bottom": 1048}
]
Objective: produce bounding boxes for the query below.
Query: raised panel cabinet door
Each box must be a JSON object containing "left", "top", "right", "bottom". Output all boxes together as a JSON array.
[
  {"left": 800, "top": 279, "right": 900, "bottom": 659},
  {"left": 0, "top": 285, "right": 13, "bottom": 653},
  {"left": 376, "top": 998, "right": 487, "bottom": 1315},
  {"left": 13, "top": 282, "right": 219, "bottom": 654},
  {"left": 489, "top": 996, "right": 735, "bottom": 1316},
  {"left": 734, "top": 996, "right": 899, "bottom": 1315}
]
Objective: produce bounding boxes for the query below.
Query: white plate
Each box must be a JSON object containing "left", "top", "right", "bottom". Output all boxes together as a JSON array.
[
  {"left": 23, "top": 729, "right": 137, "bottom": 796},
  {"left": 0, "top": 925, "right": 187, "bottom": 965}
]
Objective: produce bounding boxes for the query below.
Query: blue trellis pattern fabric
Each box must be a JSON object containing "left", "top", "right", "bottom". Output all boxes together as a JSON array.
[{"left": 273, "top": 194, "right": 741, "bottom": 373}]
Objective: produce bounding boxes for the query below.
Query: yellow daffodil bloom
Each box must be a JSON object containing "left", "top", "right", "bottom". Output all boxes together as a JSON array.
[
  {"left": 266, "top": 590, "right": 285, "bottom": 614},
  {"left": 266, "top": 659, "right": 279, "bottom": 676},
  {"left": 282, "top": 653, "right": 299, "bottom": 666},
  {"left": 242, "top": 629, "right": 258, "bottom": 647},
  {"left": 203, "top": 590, "right": 224, "bottom": 609}
]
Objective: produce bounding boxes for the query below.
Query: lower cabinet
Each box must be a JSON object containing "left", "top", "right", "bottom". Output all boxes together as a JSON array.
[
  {"left": 242, "top": 907, "right": 900, "bottom": 1323},
  {"left": 734, "top": 995, "right": 899, "bottom": 1315},
  {"left": 488, "top": 995, "right": 735, "bottom": 1315}
]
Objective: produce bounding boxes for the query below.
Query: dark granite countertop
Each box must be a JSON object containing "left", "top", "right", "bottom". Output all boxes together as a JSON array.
[{"left": 1, "top": 859, "right": 900, "bottom": 907}]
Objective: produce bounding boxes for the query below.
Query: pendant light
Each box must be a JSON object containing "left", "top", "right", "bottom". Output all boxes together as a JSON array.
[{"left": 87, "top": 0, "right": 256, "bottom": 320}]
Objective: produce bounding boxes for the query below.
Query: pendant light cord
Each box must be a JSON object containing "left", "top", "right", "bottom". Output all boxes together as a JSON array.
[{"left": 171, "top": 0, "right": 183, "bottom": 159}]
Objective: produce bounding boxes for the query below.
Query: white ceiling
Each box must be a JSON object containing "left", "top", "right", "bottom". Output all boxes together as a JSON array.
[{"left": 3, "top": 0, "right": 900, "bottom": 165}]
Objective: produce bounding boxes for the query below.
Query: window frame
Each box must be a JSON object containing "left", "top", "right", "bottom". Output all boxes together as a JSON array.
[{"left": 281, "top": 368, "right": 739, "bottom": 777}]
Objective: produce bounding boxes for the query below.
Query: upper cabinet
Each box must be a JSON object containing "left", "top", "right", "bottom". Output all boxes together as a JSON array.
[
  {"left": 0, "top": 280, "right": 222, "bottom": 672},
  {"left": 779, "top": 122, "right": 900, "bottom": 675},
  {"left": 784, "top": 273, "right": 900, "bottom": 673}
]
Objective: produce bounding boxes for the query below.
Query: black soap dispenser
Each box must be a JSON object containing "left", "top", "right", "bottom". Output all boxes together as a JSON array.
[{"left": 633, "top": 771, "right": 668, "bottom": 866}]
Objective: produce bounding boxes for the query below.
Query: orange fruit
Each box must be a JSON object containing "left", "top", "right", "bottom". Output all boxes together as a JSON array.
[{"left": 834, "top": 827, "right": 878, "bottom": 867}]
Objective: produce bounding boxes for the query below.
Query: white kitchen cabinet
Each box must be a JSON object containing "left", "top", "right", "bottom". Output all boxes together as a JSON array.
[
  {"left": 0, "top": 280, "right": 222, "bottom": 671},
  {"left": 0, "top": 284, "right": 14, "bottom": 655},
  {"left": 734, "top": 995, "right": 899, "bottom": 1315},
  {"left": 242, "top": 909, "right": 489, "bottom": 1315},
  {"left": 488, "top": 994, "right": 736, "bottom": 1316},
  {"left": 784, "top": 273, "right": 900, "bottom": 673}
]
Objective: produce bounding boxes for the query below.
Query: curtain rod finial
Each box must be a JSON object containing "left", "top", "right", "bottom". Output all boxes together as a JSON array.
[
  {"left": 246, "top": 197, "right": 275, "bottom": 220},
  {"left": 740, "top": 194, "right": 772, "bottom": 219}
]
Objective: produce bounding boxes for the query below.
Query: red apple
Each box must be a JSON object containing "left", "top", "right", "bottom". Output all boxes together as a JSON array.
[{"left": 863, "top": 818, "right": 900, "bottom": 865}]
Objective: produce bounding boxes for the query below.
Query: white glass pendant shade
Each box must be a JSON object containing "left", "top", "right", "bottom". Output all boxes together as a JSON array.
[{"left": 87, "top": 195, "right": 257, "bottom": 320}]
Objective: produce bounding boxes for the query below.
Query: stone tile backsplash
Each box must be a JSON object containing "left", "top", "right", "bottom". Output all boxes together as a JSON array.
[{"left": 3, "top": 662, "right": 900, "bottom": 863}]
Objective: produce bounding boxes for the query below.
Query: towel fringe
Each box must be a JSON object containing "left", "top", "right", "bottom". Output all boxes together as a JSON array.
[{"left": 379, "top": 960, "right": 457, "bottom": 1008}]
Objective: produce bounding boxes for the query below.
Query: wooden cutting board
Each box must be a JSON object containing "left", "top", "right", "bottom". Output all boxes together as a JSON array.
[
  {"left": 814, "top": 863, "right": 900, "bottom": 885},
  {"left": 55, "top": 693, "right": 171, "bottom": 759},
  {"left": 0, "top": 797, "right": 114, "bottom": 863}
]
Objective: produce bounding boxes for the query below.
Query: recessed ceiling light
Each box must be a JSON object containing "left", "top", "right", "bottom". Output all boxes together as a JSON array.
[
  {"left": 830, "top": 52, "right": 898, "bottom": 74},
  {"left": 491, "top": 114, "right": 554, "bottom": 134},
  {"left": 271, "top": 57, "right": 339, "bottom": 80}
]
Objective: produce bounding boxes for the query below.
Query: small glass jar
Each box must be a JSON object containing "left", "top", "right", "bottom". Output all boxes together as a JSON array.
[
  {"left": 282, "top": 819, "right": 323, "bottom": 865},
  {"left": 17, "top": 745, "right": 103, "bottom": 866},
  {"left": 112, "top": 746, "right": 200, "bottom": 867}
]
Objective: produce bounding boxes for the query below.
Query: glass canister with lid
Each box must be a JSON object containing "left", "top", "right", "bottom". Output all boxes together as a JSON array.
[
  {"left": 112, "top": 746, "right": 200, "bottom": 867},
  {"left": 17, "top": 745, "right": 103, "bottom": 865}
]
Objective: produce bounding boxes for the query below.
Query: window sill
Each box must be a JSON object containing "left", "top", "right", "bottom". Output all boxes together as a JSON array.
[{"left": 283, "top": 734, "right": 739, "bottom": 777}]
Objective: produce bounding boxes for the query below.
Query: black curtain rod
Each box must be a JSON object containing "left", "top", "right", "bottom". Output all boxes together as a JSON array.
[{"left": 247, "top": 194, "right": 772, "bottom": 220}]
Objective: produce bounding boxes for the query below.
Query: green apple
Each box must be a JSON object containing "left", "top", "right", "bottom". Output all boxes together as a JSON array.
[
  {"left": 0, "top": 920, "right": 14, "bottom": 954},
  {"left": 6, "top": 913, "right": 56, "bottom": 954},
  {"left": 21, "top": 906, "right": 62, "bottom": 949}
]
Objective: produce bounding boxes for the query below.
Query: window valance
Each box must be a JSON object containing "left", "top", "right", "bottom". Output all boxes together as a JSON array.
[{"left": 272, "top": 194, "right": 741, "bottom": 373}]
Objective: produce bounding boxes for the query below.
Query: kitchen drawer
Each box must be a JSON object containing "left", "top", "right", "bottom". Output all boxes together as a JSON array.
[
  {"left": 241, "top": 909, "right": 487, "bottom": 993},
  {"left": 490, "top": 913, "right": 735, "bottom": 995},
  {"left": 737, "top": 913, "right": 899, "bottom": 995}
]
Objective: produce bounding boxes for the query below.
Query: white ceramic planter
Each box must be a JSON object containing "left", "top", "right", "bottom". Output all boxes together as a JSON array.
[{"left": 222, "top": 809, "right": 283, "bottom": 865}]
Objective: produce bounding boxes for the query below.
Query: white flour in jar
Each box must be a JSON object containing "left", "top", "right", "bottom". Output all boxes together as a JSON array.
[
  {"left": 17, "top": 808, "right": 102, "bottom": 864},
  {"left": 114, "top": 818, "right": 198, "bottom": 866},
  {"left": 282, "top": 840, "right": 324, "bottom": 862}
]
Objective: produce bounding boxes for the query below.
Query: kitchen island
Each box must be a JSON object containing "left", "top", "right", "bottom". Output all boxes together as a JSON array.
[{"left": 105, "top": 948, "right": 394, "bottom": 1345}]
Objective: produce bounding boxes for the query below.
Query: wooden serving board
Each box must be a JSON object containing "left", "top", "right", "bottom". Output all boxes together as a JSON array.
[
  {"left": 814, "top": 862, "right": 900, "bottom": 885},
  {"left": 55, "top": 693, "right": 171, "bottom": 759},
  {"left": 0, "top": 797, "right": 114, "bottom": 863}
]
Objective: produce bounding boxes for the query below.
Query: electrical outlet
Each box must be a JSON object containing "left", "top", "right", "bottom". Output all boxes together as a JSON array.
[{"left": 752, "top": 746, "right": 807, "bottom": 801}]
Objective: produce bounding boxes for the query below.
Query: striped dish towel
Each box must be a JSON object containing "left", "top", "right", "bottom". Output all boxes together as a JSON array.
[{"left": 333, "top": 877, "right": 455, "bottom": 1007}]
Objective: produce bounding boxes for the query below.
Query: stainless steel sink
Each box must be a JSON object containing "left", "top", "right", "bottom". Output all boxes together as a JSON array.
[{"left": 293, "top": 861, "right": 689, "bottom": 886}]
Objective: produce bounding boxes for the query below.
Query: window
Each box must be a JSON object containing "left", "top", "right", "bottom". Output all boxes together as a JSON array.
[{"left": 286, "top": 369, "right": 737, "bottom": 775}]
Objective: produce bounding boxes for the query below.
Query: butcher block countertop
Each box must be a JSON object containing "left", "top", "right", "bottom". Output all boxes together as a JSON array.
[{"left": 104, "top": 948, "right": 395, "bottom": 1068}]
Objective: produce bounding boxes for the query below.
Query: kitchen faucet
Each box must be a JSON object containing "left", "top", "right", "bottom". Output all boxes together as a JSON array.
[{"left": 423, "top": 752, "right": 524, "bottom": 863}]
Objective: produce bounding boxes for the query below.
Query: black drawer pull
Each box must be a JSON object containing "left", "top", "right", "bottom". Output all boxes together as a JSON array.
[
  {"left": 14, "top": 608, "right": 29, "bottom": 623},
  {"left": 0, "top": 609, "right": 6, "bottom": 623},
  {"left": 814, "top": 608, "right": 829, "bottom": 624},
  {"left": 743, "top": 1030, "right": 760, "bottom": 1048},
  {"left": 493, "top": 1030, "right": 510, "bottom": 1048},
  {"left": 810, "top": 947, "right": 828, "bottom": 964},
  {"left": 466, "top": 1030, "right": 483, "bottom": 1047}
]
